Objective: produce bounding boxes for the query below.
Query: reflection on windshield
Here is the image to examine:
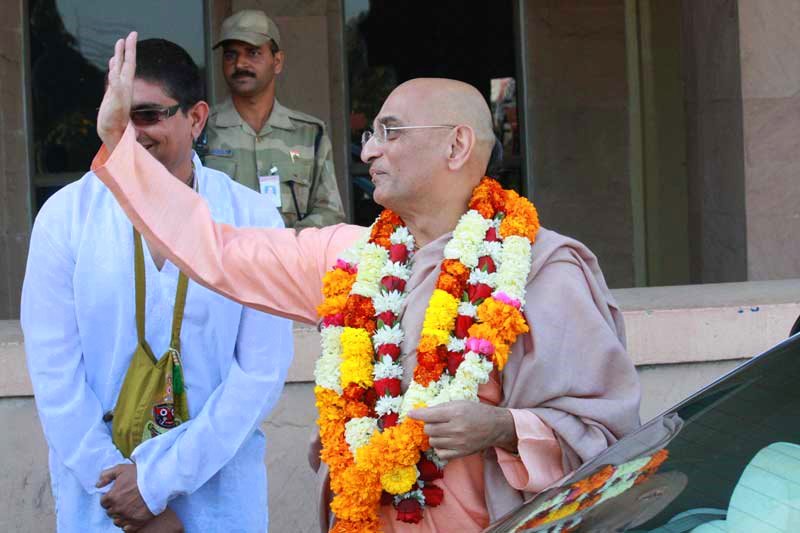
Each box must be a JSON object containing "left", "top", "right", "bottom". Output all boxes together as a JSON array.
[
  {"left": 511, "top": 450, "right": 671, "bottom": 532},
  {"left": 486, "top": 333, "right": 800, "bottom": 533}
]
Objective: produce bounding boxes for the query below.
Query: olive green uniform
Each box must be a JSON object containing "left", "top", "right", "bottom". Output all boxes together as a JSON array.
[{"left": 204, "top": 98, "right": 346, "bottom": 229}]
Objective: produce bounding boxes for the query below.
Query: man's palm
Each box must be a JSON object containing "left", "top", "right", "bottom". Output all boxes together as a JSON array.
[{"left": 97, "top": 32, "right": 137, "bottom": 150}]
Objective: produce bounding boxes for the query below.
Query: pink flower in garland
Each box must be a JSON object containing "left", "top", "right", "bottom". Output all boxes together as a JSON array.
[
  {"left": 466, "top": 337, "right": 495, "bottom": 356},
  {"left": 493, "top": 291, "right": 522, "bottom": 309},
  {"left": 335, "top": 259, "right": 357, "bottom": 273}
]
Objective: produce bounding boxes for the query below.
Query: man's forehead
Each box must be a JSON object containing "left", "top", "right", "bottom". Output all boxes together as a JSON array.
[
  {"left": 375, "top": 93, "right": 416, "bottom": 125},
  {"left": 222, "top": 40, "right": 265, "bottom": 52},
  {"left": 376, "top": 84, "right": 438, "bottom": 125}
]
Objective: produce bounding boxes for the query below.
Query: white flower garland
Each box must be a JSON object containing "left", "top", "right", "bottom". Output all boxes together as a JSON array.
[
  {"left": 351, "top": 243, "right": 389, "bottom": 298},
  {"left": 345, "top": 416, "right": 379, "bottom": 456}
]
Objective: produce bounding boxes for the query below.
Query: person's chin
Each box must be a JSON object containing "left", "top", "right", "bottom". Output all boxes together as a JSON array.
[{"left": 371, "top": 187, "right": 393, "bottom": 209}]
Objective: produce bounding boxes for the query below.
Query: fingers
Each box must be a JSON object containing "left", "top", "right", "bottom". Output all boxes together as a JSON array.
[
  {"left": 100, "top": 491, "right": 113, "bottom": 510},
  {"left": 120, "top": 32, "right": 138, "bottom": 82},
  {"left": 407, "top": 405, "right": 452, "bottom": 423},
  {"left": 432, "top": 447, "right": 463, "bottom": 461},
  {"left": 108, "top": 38, "right": 124, "bottom": 82},
  {"left": 107, "top": 32, "right": 136, "bottom": 83},
  {"left": 427, "top": 435, "right": 457, "bottom": 450},
  {"left": 112, "top": 515, "right": 138, "bottom": 531},
  {"left": 96, "top": 466, "right": 120, "bottom": 489}
]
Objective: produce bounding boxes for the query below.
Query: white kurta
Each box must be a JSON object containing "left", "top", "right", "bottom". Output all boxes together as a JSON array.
[{"left": 21, "top": 153, "right": 293, "bottom": 533}]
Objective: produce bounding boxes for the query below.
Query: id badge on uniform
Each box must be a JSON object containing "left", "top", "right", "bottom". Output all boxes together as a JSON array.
[{"left": 258, "top": 174, "right": 281, "bottom": 207}]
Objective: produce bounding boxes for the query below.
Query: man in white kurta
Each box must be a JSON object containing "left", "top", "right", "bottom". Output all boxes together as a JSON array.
[{"left": 20, "top": 38, "right": 293, "bottom": 533}]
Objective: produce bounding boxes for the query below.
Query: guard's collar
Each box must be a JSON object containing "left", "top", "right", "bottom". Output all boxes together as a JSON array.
[{"left": 214, "top": 98, "right": 294, "bottom": 131}]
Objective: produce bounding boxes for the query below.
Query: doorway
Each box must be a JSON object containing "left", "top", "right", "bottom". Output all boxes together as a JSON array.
[{"left": 343, "top": 0, "right": 526, "bottom": 225}]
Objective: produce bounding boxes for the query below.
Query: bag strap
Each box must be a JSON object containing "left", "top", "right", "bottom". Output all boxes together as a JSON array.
[
  {"left": 134, "top": 228, "right": 146, "bottom": 343},
  {"left": 133, "top": 229, "right": 189, "bottom": 350},
  {"left": 170, "top": 272, "right": 189, "bottom": 352}
]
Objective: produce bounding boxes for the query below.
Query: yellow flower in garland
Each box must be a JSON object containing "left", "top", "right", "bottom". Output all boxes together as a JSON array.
[
  {"left": 339, "top": 327, "right": 374, "bottom": 389},
  {"left": 421, "top": 289, "right": 459, "bottom": 345},
  {"left": 381, "top": 465, "right": 418, "bottom": 494},
  {"left": 340, "top": 358, "right": 373, "bottom": 390}
]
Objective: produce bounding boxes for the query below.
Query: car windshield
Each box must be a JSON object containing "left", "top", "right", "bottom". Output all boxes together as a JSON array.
[{"left": 485, "top": 331, "right": 800, "bottom": 533}]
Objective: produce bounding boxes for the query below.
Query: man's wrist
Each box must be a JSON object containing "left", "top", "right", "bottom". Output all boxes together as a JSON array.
[
  {"left": 99, "top": 129, "right": 123, "bottom": 153},
  {"left": 493, "top": 407, "right": 519, "bottom": 454}
]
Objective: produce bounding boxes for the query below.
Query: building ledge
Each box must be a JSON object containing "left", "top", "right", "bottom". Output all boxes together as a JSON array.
[{"left": 2, "top": 279, "right": 799, "bottom": 397}]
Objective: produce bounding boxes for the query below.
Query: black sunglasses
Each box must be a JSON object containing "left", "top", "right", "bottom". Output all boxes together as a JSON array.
[{"left": 130, "top": 104, "right": 182, "bottom": 126}]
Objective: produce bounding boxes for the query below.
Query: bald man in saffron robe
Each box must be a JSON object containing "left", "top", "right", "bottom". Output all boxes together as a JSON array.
[{"left": 91, "top": 32, "right": 640, "bottom": 532}]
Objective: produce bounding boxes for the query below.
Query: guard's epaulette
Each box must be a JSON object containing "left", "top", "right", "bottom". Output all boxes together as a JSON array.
[{"left": 285, "top": 108, "right": 326, "bottom": 129}]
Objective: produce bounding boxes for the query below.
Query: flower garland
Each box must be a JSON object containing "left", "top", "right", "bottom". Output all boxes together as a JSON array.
[{"left": 314, "top": 178, "right": 540, "bottom": 532}]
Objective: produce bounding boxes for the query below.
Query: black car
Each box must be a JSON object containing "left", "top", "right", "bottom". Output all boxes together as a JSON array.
[{"left": 485, "top": 319, "right": 800, "bottom": 533}]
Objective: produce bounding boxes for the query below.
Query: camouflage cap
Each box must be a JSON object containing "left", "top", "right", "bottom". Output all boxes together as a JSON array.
[{"left": 213, "top": 10, "right": 281, "bottom": 49}]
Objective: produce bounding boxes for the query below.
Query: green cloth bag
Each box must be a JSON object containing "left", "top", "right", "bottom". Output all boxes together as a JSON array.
[{"left": 110, "top": 230, "right": 190, "bottom": 458}]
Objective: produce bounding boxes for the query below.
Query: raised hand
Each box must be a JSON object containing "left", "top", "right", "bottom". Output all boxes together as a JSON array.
[{"left": 97, "top": 31, "right": 138, "bottom": 151}]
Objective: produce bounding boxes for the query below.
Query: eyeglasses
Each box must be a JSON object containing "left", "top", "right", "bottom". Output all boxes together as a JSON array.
[
  {"left": 361, "top": 123, "right": 456, "bottom": 147},
  {"left": 130, "top": 104, "right": 182, "bottom": 126}
]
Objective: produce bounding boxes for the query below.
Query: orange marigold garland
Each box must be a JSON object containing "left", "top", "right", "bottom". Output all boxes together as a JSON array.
[{"left": 314, "top": 177, "right": 540, "bottom": 531}]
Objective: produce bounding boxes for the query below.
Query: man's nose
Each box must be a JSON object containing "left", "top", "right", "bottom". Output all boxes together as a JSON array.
[{"left": 361, "top": 136, "right": 380, "bottom": 163}]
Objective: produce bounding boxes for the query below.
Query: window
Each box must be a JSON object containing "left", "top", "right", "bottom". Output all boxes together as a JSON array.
[{"left": 28, "top": 0, "right": 206, "bottom": 211}]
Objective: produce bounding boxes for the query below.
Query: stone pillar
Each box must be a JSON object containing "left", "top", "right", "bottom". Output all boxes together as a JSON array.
[
  {"left": 681, "top": 0, "right": 748, "bottom": 284},
  {"left": 522, "top": 0, "right": 634, "bottom": 288},
  {"left": 737, "top": 0, "right": 800, "bottom": 280},
  {"left": 0, "top": 0, "right": 32, "bottom": 319}
]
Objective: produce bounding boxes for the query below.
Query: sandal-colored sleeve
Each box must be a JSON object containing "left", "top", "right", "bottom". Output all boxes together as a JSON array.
[
  {"left": 91, "top": 123, "right": 365, "bottom": 324},
  {"left": 495, "top": 409, "right": 565, "bottom": 493}
]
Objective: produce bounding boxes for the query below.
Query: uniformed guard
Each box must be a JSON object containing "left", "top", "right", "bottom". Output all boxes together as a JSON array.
[{"left": 204, "top": 9, "right": 346, "bottom": 229}]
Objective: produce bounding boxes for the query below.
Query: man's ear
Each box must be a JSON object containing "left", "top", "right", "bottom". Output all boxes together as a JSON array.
[
  {"left": 447, "top": 125, "right": 475, "bottom": 171},
  {"left": 189, "top": 101, "right": 210, "bottom": 140},
  {"left": 274, "top": 50, "right": 286, "bottom": 75}
]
